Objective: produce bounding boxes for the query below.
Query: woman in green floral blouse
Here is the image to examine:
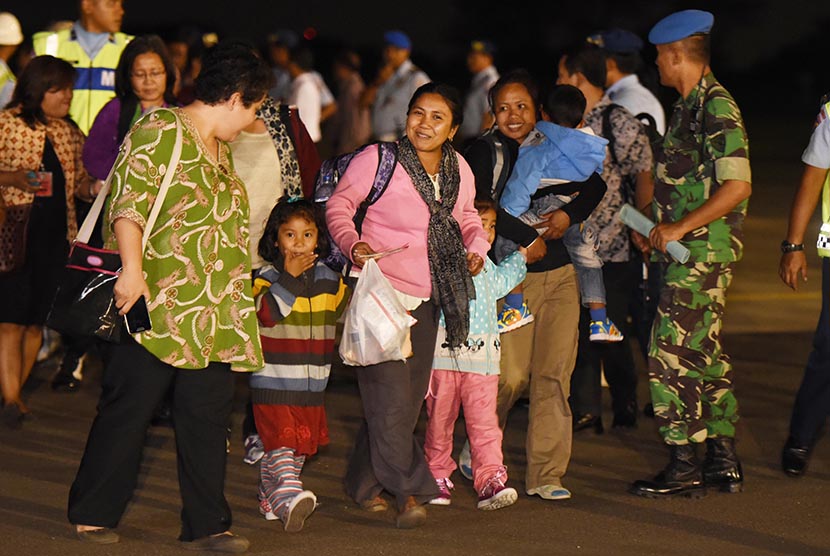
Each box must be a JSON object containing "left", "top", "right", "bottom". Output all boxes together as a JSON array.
[{"left": 68, "top": 41, "right": 272, "bottom": 554}]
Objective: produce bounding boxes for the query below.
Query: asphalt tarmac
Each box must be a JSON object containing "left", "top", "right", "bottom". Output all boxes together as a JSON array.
[{"left": 1, "top": 115, "right": 828, "bottom": 556}]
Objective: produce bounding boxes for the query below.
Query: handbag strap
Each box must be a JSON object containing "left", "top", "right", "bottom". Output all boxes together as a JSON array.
[{"left": 76, "top": 109, "right": 184, "bottom": 249}]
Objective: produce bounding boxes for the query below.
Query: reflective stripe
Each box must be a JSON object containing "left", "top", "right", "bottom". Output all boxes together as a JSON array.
[
  {"left": 74, "top": 67, "right": 117, "bottom": 92},
  {"left": 821, "top": 179, "right": 830, "bottom": 258},
  {"left": 44, "top": 33, "right": 59, "bottom": 56}
]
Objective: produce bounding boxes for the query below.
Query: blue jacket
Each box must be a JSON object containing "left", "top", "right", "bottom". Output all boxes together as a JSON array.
[{"left": 500, "top": 122, "right": 608, "bottom": 217}]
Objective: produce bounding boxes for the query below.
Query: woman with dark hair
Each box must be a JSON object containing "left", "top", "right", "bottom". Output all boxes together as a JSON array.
[
  {"left": 0, "top": 55, "right": 94, "bottom": 428},
  {"left": 52, "top": 34, "right": 178, "bottom": 392},
  {"left": 67, "top": 40, "right": 272, "bottom": 553},
  {"left": 464, "top": 69, "right": 607, "bottom": 501},
  {"left": 327, "top": 82, "right": 489, "bottom": 528},
  {"left": 83, "top": 35, "right": 177, "bottom": 181}
]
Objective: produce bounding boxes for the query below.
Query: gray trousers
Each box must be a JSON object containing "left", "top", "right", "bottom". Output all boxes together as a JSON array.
[{"left": 344, "top": 301, "right": 441, "bottom": 510}]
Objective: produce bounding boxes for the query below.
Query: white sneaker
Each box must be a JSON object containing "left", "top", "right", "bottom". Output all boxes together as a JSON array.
[
  {"left": 526, "top": 484, "right": 572, "bottom": 500},
  {"left": 243, "top": 434, "right": 264, "bottom": 465},
  {"left": 284, "top": 490, "right": 316, "bottom": 533}
]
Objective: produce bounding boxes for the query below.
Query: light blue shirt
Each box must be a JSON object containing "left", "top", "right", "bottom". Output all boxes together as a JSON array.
[
  {"left": 803, "top": 104, "right": 830, "bottom": 169},
  {"left": 606, "top": 74, "right": 666, "bottom": 135},
  {"left": 72, "top": 21, "right": 111, "bottom": 61},
  {"left": 461, "top": 65, "right": 499, "bottom": 140},
  {"left": 433, "top": 253, "right": 526, "bottom": 375},
  {"left": 372, "top": 59, "right": 429, "bottom": 140}
]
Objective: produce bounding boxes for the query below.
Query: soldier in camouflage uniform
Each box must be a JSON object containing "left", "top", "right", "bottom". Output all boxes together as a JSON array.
[{"left": 629, "top": 10, "right": 752, "bottom": 499}]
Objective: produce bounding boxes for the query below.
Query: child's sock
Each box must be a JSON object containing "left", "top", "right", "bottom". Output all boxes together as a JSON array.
[
  {"left": 589, "top": 307, "right": 607, "bottom": 323},
  {"left": 505, "top": 293, "right": 523, "bottom": 310}
]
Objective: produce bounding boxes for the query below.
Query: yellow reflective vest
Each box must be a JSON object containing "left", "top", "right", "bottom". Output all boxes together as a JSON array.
[{"left": 33, "top": 28, "right": 132, "bottom": 134}]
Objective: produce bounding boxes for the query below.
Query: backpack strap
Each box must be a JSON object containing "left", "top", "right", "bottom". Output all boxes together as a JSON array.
[
  {"left": 635, "top": 111, "right": 658, "bottom": 132},
  {"left": 602, "top": 103, "right": 622, "bottom": 167},
  {"left": 353, "top": 142, "right": 398, "bottom": 235},
  {"left": 477, "top": 130, "right": 510, "bottom": 201}
]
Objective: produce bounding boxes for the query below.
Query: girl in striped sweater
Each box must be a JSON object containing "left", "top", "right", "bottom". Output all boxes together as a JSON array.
[{"left": 251, "top": 197, "right": 349, "bottom": 532}]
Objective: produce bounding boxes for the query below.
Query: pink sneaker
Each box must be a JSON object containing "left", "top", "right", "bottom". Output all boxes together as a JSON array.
[
  {"left": 428, "top": 477, "right": 453, "bottom": 506},
  {"left": 258, "top": 486, "right": 277, "bottom": 521},
  {"left": 477, "top": 473, "right": 517, "bottom": 510},
  {"left": 259, "top": 496, "right": 277, "bottom": 521}
]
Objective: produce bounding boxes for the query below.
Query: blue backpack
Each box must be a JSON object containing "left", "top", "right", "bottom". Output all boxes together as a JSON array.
[{"left": 314, "top": 142, "right": 398, "bottom": 272}]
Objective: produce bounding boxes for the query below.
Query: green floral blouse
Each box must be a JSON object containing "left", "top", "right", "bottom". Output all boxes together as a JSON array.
[{"left": 105, "top": 107, "right": 264, "bottom": 372}]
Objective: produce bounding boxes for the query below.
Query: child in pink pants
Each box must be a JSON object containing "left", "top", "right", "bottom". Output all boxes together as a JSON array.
[{"left": 424, "top": 198, "right": 527, "bottom": 510}]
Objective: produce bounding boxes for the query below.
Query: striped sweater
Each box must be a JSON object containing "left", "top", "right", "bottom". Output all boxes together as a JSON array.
[{"left": 250, "top": 261, "right": 349, "bottom": 406}]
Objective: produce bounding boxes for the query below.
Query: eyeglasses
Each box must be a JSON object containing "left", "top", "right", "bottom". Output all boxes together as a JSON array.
[{"left": 131, "top": 70, "right": 166, "bottom": 81}]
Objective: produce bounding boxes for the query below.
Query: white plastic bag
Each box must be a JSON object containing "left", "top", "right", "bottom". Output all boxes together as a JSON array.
[{"left": 339, "top": 258, "right": 417, "bottom": 366}]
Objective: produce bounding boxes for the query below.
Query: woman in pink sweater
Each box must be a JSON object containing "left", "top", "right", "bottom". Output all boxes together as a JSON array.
[{"left": 327, "top": 82, "right": 489, "bottom": 529}]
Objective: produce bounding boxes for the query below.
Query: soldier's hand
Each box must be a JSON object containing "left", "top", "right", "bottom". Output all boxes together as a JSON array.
[
  {"left": 779, "top": 251, "right": 808, "bottom": 291},
  {"left": 649, "top": 222, "right": 685, "bottom": 253}
]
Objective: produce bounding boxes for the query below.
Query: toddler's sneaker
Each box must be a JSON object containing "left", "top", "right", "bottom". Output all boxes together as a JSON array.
[
  {"left": 498, "top": 301, "right": 534, "bottom": 334},
  {"left": 428, "top": 477, "right": 454, "bottom": 506},
  {"left": 258, "top": 492, "right": 277, "bottom": 521},
  {"left": 243, "top": 434, "right": 265, "bottom": 465},
  {"left": 589, "top": 318, "right": 624, "bottom": 343},
  {"left": 284, "top": 490, "right": 317, "bottom": 533},
  {"left": 477, "top": 474, "right": 517, "bottom": 511},
  {"left": 458, "top": 441, "right": 473, "bottom": 480}
]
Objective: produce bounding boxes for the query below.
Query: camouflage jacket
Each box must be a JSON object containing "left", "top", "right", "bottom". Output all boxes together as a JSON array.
[{"left": 652, "top": 72, "right": 751, "bottom": 263}]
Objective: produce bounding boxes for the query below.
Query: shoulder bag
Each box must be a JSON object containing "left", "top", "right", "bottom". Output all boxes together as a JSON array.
[{"left": 46, "top": 110, "right": 184, "bottom": 342}]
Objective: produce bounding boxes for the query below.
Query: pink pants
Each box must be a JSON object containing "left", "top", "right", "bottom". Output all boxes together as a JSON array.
[{"left": 424, "top": 370, "right": 506, "bottom": 493}]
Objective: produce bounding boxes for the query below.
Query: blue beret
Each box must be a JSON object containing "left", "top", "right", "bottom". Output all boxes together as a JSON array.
[
  {"left": 470, "top": 39, "right": 496, "bottom": 56},
  {"left": 383, "top": 30, "right": 412, "bottom": 50},
  {"left": 266, "top": 29, "right": 299, "bottom": 49},
  {"left": 648, "top": 9, "right": 714, "bottom": 45},
  {"left": 589, "top": 28, "right": 643, "bottom": 54}
]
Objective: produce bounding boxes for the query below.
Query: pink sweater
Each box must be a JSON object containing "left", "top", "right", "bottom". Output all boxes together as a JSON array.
[{"left": 326, "top": 144, "right": 490, "bottom": 299}]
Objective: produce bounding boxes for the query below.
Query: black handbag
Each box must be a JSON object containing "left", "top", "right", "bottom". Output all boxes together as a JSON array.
[{"left": 46, "top": 110, "right": 183, "bottom": 341}]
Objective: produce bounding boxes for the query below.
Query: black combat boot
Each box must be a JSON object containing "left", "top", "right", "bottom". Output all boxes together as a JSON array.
[
  {"left": 702, "top": 437, "right": 743, "bottom": 493},
  {"left": 629, "top": 444, "right": 707, "bottom": 499}
]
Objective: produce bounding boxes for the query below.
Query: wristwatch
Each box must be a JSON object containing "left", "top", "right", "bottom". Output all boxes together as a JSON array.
[{"left": 781, "top": 240, "right": 805, "bottom": 253}]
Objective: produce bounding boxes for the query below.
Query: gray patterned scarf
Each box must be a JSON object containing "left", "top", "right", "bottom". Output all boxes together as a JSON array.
[
  {"left": 256, "top": 97, "right": 303, "bottom": 198},
  {"left": 397, "top": 136, "right": 475, "bottom": 349}
]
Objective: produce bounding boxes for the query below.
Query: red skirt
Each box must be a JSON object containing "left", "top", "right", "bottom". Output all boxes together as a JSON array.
[{"left": 253, "top": 404, "right": 330, "bottom": 457}]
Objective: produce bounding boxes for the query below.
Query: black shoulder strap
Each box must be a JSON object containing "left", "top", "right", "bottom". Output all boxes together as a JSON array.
[
  {"left": 602, "top": 103, "right": 622, "bottom": 167},
  {"left": 353, "top": 142, "right": 398, "bottom": 235},
  {"left": 635, "top": 111, "right": 658, "bottom": 132},
  {"left": 280, "top": 104, "right": 298, "bottom": 148},
  {"left": 479, "top": 131, "right": 510, "bottom": 201}
]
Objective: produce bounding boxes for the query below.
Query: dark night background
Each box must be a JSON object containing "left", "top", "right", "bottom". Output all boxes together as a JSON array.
[{"left": 5, "top": 1, "right": 830, "bottom": 136}]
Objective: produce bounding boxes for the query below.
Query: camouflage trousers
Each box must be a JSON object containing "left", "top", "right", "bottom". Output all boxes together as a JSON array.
[{"left": 648, "top": 261, "right": 737, "bottom": 445}]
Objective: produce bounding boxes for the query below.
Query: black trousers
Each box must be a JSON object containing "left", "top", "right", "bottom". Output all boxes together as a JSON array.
[
  {"left": 570, "top": 261, "right": 638, "bottom": 417},
  {"left": 789, "top": 257, "right": 830, "bottom": 446},
  {"left": 68, "top": 336, "right": 235, "bottom": 541},
  {"left": 344, "top": 301, "right": 441, "bottom": 511}
]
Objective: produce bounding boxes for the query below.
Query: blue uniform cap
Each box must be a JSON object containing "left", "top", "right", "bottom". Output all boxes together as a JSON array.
[
  {"left": 267, "top": 29, "right": 299, "bottom": 49},
  {"left": 470, "top": 39, "right": 496, "bottom": 56},
  {"left": 587, "top": 28, "right": 643, "bottom": 53},
  {"left": 383, "top": 30, "right": 412, "bottom": 50},
  {"left": 648, "top": 9, "right": 714, "bottom": 45}
]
